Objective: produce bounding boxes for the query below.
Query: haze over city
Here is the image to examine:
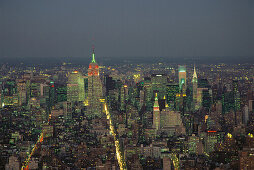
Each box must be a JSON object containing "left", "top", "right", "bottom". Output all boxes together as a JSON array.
[{"left": 1, "top": 0, "right": 254, "bottom": 62}]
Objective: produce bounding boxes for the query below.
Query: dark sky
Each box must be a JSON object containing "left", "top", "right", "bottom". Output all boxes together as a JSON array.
[{"left": 0, "top": 0, "right": 253, "bottom": 60}]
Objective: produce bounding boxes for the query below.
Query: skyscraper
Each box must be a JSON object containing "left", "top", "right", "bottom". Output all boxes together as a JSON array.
[
  {"left": 67, "top": 71, "right": 85, "bottom": 102},
  {"left": 153, "top": 93, "right": 160, "bottom": 130},
  {"left": 192, "top": 66, "right": 198, "bottom": 103},
  {"left": 87, "top": 49, "right": 103, "bottom": 117},
  {"left": 166, "top": 84, "right": 179, "bottom": 110},
  {"left": 232, "top": 80, "right": 240, "bottom": 111},
  {"left": 178, "top": 65, "right": 186, "bottom": 93}
]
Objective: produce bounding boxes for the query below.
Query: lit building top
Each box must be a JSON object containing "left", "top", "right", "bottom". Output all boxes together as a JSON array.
[
  {"left": 193, "top": 66, "right": 197, "bottom": 80},
  {"left": 153, "top": 93, "right": 160, "bottom": 111},
  {"left": 178, "top": 65, "right": 186, "bottom": 72},
  {"left": 91, "top": 52, "right": 96, "bottom": 63},
  {"left": 88, "top": 48, "right": 99, "bottom": 76}
]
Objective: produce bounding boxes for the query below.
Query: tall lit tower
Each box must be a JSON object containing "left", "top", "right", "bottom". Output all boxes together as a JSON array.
[
  {"left": 192, "top": 66, "right": 198, "bottom": 102},
  {"left": 153, "top": 93, "right": 160, "bottom": 130},
  {"left": 67, "top": 71, "right": 85, "bottom": 102},
  {"left": 178, "top": 65, "right": 186, "bottom": 93},
  {"left": 87, "top": 48, "right": 103, "bottom": 117}
]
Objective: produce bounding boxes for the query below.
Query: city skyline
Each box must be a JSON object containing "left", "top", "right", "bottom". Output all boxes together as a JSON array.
[
  {"left": 0, "top": 1, "right": 253, "bottom": 170},
  {"left": 0, "top": 52, "right": 253, "bottom": 169}
]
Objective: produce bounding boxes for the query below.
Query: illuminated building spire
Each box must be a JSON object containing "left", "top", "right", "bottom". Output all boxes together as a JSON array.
[
  {"left": 153, "top": 93, "right": 160, "bottom": 111},
  {"left": 91, "top": 46, "right": 96, "bottom": 63},
  {"left": 193, "top": 65, "right": 197, "bottom": 79},
  {"left": 192, "top": 65, "right": 198, "bottom": 83},
  {"left": 155, "top": 93, "right": 158, "bottom": 100},
  {"left": 192, "top": 64, "right": 198, "bottom": 110}
]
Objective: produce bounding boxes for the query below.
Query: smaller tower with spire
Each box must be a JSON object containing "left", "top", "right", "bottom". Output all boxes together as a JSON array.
[
  {"left": 153, "top": 93, "right": 160, "bottom": 130},
  {"left": 192, "top": 65, "right": 198, "bottom": 107}
]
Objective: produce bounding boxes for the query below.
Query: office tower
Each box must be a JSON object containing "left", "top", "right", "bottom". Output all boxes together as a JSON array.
[
  {"left": 205, "top": 131, "right": 218, "bottom": 153},
  {"left": 153, "top": 93, "right": 160, "bottom": 130},
  {"left": 151, "top": 74, "right": 168, "bottom": 99},
  {"left": 30, "top": 82, "right": 40, "bottom": 98},
  {"left": 195, "top": 78, "right": 210, "bottom": 110},
  {"left": 202, "top": 89, "right": 212, "bottom": 109},
  {"left": 166, "top": 84, "right": 179, "bottom": 110},
  {"left": 40, "top": 83, "right": 50, "bottom": 111},
  {"left": 120, "top": 85, "right": 125, "bottom": 111},
  {"left": 55, "top": 83, "right": 67, "bottom": 103},
  {"left": 143, "top": 79, "right": 153, "bottom": 111},
  {"left": 105, "top": 75, "right": 116, "bottom": 96},
  {"left": 222, "top": 91, "right": 234, "bottom": 114},
  {"left": 25, "top": 80, "right": 31, "bottom": 104},
  {"left": 17, "top": 81, "right": 27, "bottom": 106},
  {"left": 178, "top": 65, "right": 186, "bottom": 93},
  {"left": 87, "top": 49, "right": 103, "bottom": 117},
  {"left": 151, "top": 74, "right": 167, "bottom": 85},
  {"left": 192, "top": 66, "right": 198, "bottom": 103},
  {"left": 198, "top": 78, "right": 210, "bottom": 88},
  {"left": 160, "top": 100, "right": 170, "bottom": 129},
  {"left": 164, "top": 110, "right": 185, "bottom": 135},
  {"left": 49, "top": 81, "right": 55, "bottom": 107},
  {"left": 232, "top": 80, "right": 240, "bottom": 112},
  {"left": 67, "top": 71, "right": 85, "bottom": 102},
  {"left": 84, "top": 76, "right": 89, "bottom": 106}
]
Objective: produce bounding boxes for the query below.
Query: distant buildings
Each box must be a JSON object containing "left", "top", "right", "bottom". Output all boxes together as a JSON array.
[{"left": 0, "top": 60, "right": 253, "bottom": 170}]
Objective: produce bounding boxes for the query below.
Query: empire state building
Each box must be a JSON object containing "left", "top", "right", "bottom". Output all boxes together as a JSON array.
[{"left": 87, "top": 49, "right": 103, "bottom": 117}]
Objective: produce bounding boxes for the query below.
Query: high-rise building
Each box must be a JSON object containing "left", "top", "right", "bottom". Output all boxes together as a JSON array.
[
  {"left": 143, "top": 78, "right": 153, "bottom": 111},
  {"left": 55, "top": 83, "right": 67, "bottom": 103},
  {"left": 192, "top": 66, "right": 198, "bottom": 103},
  {"left": 104, "top": 75, "right": 116, "bottom": 96},
  {"left": 151, "top": 74, "right": 168, "bottom": 97},
  {"left": 153, "top": 93, "right": 160, "bottom": 130},
  {"left": 87, "top": 49, "right": 103, "bottom": 117},
  {"left": 17, "top": 80, "right": 27, "bottom": 106},
  {"left": 67, "top": 71, "right": 85, "bottom": 102},
  {"left": 205, "top": 131, "right": 218, "bottom": 153},
  {"left": 166, "top": 84, "right": 179, "bottom": 110},
  {"left": 202, "top": 89, "right": 212, "bottom": 109},
  {"left": 178, "top": 65, "right": 186, "bottom": 93},
  {"left": 232, "top": 80, "right": 241, "bottom": 112},
  {"left": 222, "top": 91, "right": 234, "bottom": 114}
]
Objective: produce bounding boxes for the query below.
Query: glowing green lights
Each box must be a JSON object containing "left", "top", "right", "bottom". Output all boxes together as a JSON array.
[
  {"left": 91, "top": 53, "right": 96, "bottom": 63},
  {"left": 178, "top": 65, "right": 186, "bottom": 72}
]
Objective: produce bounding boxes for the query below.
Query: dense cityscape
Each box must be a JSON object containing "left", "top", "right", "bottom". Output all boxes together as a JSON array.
[
  {"left": 1, "top": 0, "right": 254, "bottom": 169},
  {"left": 0, "top": 50, "right": 253, "bottom": 169}
]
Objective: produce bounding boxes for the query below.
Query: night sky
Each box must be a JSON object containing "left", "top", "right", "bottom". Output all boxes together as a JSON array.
[{"left": 0, "top": 0, "right": 253, "bottom": 60}]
